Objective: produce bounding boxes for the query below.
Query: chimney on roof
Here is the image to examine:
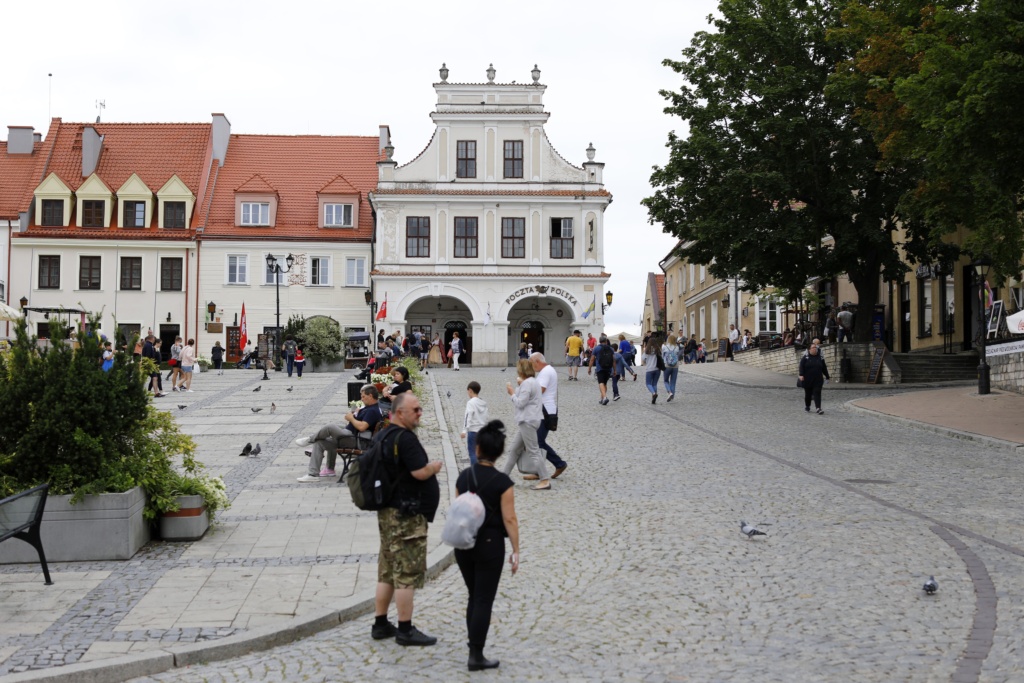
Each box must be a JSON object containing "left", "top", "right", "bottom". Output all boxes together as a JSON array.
[
  {"left": 379, "top": 125, "right": 391, "bottom": 155},
  {"left": 33, "top": 132, "right": 41, "bottom": 144},
  {"left": 212, "top": 113, "right": 231, "bottom": 166},
  {"left": 82, "top": 125, "right": 104, "bottom": 177},
  {"left": 7, "top": 126, "right": 35, "bottom": 154}
]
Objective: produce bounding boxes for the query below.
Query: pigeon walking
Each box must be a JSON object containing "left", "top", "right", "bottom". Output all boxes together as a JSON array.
[
  {"left": 446, "top": 390, "right": 452, "bottom": 398},
  {"left": 177, "top": 405, "right": 187, "bottom": 410},
  {"left": 253, "top": 385, "right": 262, "bottom": 392},
  {"left": 500, "top": 368, "right": 507, "bottom": 372},
  {"left": 251, "top": 407, "right": 263, "bottom": 413},
  {"left": 271, "top": 403, "right": 276, "bottom": 414},
  {"left": 923, "top": 576, "right": 938, "bottom": 595},
  {"left": 238, "top": 442, "right": 252, "bottom": 457},
  {"left": 740, "top": 521, "right": 767, "bottom": 538},
  {"left": 287, "top": 386, "right": 294, "bottom": 392},
  {"left": 251, "top": 443, "right": 262, "bottom": 457}
]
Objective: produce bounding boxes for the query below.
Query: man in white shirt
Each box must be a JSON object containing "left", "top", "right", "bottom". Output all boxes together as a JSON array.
[
  {"left": 529, "top": 353, "right": 568, "bottom": 478},
  {"left": 728, "top": 324, "right": 740, "bottom": 360}
]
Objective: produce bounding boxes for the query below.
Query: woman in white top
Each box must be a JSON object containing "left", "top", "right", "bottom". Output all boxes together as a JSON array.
[{"left": 501, "top": 359, "right": 551, "bottom": 490}]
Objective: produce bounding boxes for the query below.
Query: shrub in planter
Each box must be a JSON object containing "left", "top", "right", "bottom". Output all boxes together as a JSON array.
[
  {"left": 0, "top": 316, "right": 210, "bottom": 522},
  {"left": 303, "top": 316, "right": 344, "bottom": 368}
]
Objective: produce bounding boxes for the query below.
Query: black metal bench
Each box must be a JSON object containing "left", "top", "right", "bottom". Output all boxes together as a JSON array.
[{"left": 0, "top": 483, "right": 53, "bottom": 585}]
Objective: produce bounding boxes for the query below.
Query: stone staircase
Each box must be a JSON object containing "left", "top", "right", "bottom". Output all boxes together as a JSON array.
[{"left": 890, "top": 352, "right": 979, "bottom": 383}]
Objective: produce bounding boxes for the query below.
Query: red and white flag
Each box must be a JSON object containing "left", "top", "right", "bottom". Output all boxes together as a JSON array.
[
  {"left": 239, "top": 303, "right": 248, "bottom": 351},
  {"left": 375, "top": 296, "right": 387, "bottom": 321}
]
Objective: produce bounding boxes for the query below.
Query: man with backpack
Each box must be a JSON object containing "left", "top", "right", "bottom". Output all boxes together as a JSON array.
[
  {"left": 370, "top": 393, "right": 442, "bottom": 647},
  {"left": 587, "top": 335, "right": 616, "bottom": 405}
]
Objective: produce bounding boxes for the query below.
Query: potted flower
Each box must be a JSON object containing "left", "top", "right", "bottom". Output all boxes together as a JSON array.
[
  {"left": 157, "top": 456, "right": 230, "bottom": 541},
  {"left": 370, "top": 373, "right": 391, "bottom": 392},
  {"left": 195, "top": 353, "right": 212, "bottom": 372}
]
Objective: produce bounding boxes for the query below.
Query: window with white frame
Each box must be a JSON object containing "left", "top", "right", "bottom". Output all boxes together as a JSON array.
[
  {"left": 241, "top": 202, "right": 270, "bottom": 226},
  {"left": 699, "top": 264, "right": 706, "bottom": 283},
  {"left": 689, "top": 263, "right": 695, "bottom": 289},
  {"left": 549, "top": 218, "right": 573, "bottom": 259},
  {"left": 310, "top": 256, "right": 331, "bottom": 285},
  {"left": 345, "top": 257, "right": 366, "bottom": 287},
  {"left": 324, "top": 203, "right": 353, "bottom": 227},
  {"left": 264, "top": 254, "right": 286, "bottom": 285},
  {"left": 757, "top": 297, "right": 779, "bottom": 333},
  {"left": 227, "top": 254, "right": 248, "bottom": 284},
  {"left": 678, "top": 271, "right": 684, "bottom": 295}
]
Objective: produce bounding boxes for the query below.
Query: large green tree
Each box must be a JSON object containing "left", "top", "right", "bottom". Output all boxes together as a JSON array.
[
  {"left": 645, "top": 0, "right": 929, "bottom": 339},
  {"left": 835, "top": 0, "right": 1024, "bottom": 278}
]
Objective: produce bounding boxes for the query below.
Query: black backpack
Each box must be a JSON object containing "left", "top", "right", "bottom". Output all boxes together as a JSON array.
[
  {"left": 598, "top": 344, "right": 614, "bottom": 369},
  {"left": 346, "top": 426, "right": 402, "bottom": 511}
]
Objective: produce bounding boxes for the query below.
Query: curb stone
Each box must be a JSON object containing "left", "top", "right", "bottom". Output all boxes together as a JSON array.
[{"left": 846, "top": 399, "right": 1024, "bottom": 453}]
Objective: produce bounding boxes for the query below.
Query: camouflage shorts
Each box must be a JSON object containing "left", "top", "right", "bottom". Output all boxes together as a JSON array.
[{"left": 377, "top": 507, "right": 428, "bottom": 589}]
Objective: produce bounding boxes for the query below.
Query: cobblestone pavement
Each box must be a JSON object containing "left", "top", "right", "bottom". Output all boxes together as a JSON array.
[{"left": 124, "top": 367, "right": 1024, "bottom": 683}]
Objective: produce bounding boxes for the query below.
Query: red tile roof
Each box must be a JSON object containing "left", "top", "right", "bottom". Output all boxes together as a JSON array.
[
  {"left": 235, "top": 174, "right": 277, "bottom": 194},
  {"left": 655, "top": 274, "right": 666, "bottom": 308},
  {"left": 199, "top": 134, "right": 379, "bottom": 241},
  {"left": 15, "top": 118, "right": 212, "bottom": 239},
  {"left": 319, "top": 175, "right": 359, "bottom": 195},
  {"left": 0, "top": 141, "right": 42, "bottom": 218}
]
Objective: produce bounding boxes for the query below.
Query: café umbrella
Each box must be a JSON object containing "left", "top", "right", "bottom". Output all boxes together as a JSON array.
[{"left": 0, "top": 301, "right": 24, "bottom": 322}]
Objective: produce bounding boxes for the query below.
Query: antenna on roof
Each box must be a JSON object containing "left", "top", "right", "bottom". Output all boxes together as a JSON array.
[
  {"left": 95, "top": 99, "right": 105, "bottom": 123},
  {"left": 48, "top": 73, "right": 53, "bottom": 122}
]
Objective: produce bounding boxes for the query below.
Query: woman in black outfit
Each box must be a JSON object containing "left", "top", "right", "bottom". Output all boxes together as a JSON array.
[
  {"left": 798, "top": 342, "right": 830, "bottom": 414},
  {"left": 454, "top": 420, "right": 520, "bottom": 671}
]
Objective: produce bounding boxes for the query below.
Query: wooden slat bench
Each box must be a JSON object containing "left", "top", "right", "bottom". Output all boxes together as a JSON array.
[{"left": 0, "top": 483, "right": 54, "bottom": 585}]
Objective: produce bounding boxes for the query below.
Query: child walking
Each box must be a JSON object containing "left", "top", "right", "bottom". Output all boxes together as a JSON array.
[
  {"left": 294, "top": 348, "right": 305, "bottom": 378},
  {"left": 460, "top": 381, "right": 489, "bottom": 465}
]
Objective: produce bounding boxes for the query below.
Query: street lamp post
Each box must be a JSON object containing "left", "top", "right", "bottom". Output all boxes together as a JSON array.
[
  {"left": 972, "top": 255, "right": 992, "bottom": 395},
  {"left": 364, "top": 289, "right": 377, "bottom": 336},
  {"left": 265, "top": 253, "right": 294, "bottom": 372},
  {"left": 601, "top": 290, "right": 613, "bottom": 315}
]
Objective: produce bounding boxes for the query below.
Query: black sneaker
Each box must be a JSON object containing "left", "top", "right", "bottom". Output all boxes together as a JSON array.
[
  {"left": 396, "top": 626, "right": 437, "bottom": 646},
  {"left": 651, "top": 393, "right": 658, "bottom": 405},
  {"left": 371, "top": 620, "right": 397, "bottom": 640}
]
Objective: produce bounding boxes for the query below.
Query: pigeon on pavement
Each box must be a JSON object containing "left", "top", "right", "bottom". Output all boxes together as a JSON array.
[
  {"left": 271, "top": 403, "right": 276, "bottom": 414},
  {"left": 238, "top": 442, "right": 253, "bottom": 457},
  {"left": 500, "top": 368, "right": 507, "bottom": 372},
  {"left": 253, "top": 385, "right": 262, "bottom": 392},
  {"left": 287, "top": 386, "right": 294, "bottom": 392},
  {"left": 740, "top": 521, "right": 767, "bottom": 538},
  {"left": 251, "top": 407, "right": 263, "bottom": 413},
  {"left": 177, "top": 405, "right": 187, "bottom": 410},
  {"left": 446, "top": 390, "right": 452, "bottom": 398},
  {"left": 923, "top": 576, "right": 938, "bottom": 595},
  {"left": 251, "top": 443, "right": 262, "bottom": 457}
]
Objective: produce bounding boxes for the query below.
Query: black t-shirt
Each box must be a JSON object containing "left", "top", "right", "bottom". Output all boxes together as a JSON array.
[
  {"left": 378, "top": 426, "right": 440, "bottom": 523},
  {"left": 420, "top": 337, "right": 430, "bottom": 353},
  {"left": 388, "top": 380, "right": 412, "bottom": 397},
  {"left": 354, "top": 404, "right": 384, "bottom": 433},
  {"left": 455, "top": 464, "right": 513, "bottom": 536}
]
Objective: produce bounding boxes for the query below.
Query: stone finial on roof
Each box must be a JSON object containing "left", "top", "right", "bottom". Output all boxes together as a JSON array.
[
  {"left": 439, "top": 63, "right": 449, "bottom": 83},
  {"left": 586, "top": 143, "right": 596, "bottom": 161},
  {"left": 384, "top": 145, "right": 395, "bottom": 161},
  {"left": 531, "top": 65, "right": 541, "bottom": 84},
  {"left": 486, "top": 63, "right": 496, "bottom": 83}
]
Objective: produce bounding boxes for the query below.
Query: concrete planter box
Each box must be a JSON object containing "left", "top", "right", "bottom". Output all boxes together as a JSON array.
[
  {"left": 311, "top": 359, "right": 344, "bottom": 373},
  {"left": 159, "top": 494, "right": 210, "bottom": 541},
  {"left": 0, "top": 486, "right": 149, "bottom": 564}
]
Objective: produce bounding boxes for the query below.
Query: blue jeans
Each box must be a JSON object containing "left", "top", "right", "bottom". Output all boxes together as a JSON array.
[
  {"left": 610, "top": 371, "right": 620, "bottom": 397},
  {"left": 537, "top": 420, "right": 566, "bottom": 469},
  {"left": 663, "top": 366, "right": 678, "bottom": 395},
  {"left": 466, "top": 431, "right": 478, "bottom": 466},
  {"left": 285, "top": 354, "right": 295, "bottom": 376},
  {"left": 646, "top": 370, "right": 660, "bottom": 394}
]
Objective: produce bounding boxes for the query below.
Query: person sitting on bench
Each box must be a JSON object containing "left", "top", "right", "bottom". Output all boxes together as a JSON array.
[{"left": 294, "top": 385, "right": 384, "bottom": 481}]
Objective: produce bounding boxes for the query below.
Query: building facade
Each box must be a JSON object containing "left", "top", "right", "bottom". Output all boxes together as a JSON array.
[{"left": 369, "top": 64, "right": 612, "bottom": 366}]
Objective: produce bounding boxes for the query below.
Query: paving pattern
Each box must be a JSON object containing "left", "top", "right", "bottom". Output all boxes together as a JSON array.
[{"left": 107, "top": 365, "right": 1024, "bottom": 683}]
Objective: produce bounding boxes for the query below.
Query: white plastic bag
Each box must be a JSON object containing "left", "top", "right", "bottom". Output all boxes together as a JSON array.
[{"left": 441, "top": 491, "right": 486, "bottom": 549}]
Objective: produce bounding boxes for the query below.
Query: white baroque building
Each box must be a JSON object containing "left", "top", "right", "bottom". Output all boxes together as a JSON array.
[{"left": 369, "top": 64, "right": 612, "bottom": 366}]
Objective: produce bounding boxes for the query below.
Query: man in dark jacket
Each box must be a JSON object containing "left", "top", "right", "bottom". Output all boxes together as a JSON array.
[
  {"left": 142, "top": 335, "right": 166, "bottom": 397},
  {"left": 798, "top": 342, "right": 830, "bottom": 414}
]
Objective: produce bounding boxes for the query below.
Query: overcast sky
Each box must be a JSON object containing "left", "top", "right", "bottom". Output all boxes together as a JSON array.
[{"left": 1, "top": 0, "right": 721, "bottom": 334}]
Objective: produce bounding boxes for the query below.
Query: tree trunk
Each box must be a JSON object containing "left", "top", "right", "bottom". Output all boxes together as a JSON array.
[{"left": 848, "top": 269, "right": 882, "bottom": 343}]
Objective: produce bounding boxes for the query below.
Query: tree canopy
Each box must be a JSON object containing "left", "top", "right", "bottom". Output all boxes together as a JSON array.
[
  {"left": 645, "top": 0, "right": 928, "bottom": 339},
  {"left": 835, "top": 0, "right": 1024, "bottom": 279}
]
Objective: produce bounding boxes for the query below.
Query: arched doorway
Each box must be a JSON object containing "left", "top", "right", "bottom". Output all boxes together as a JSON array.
[
  {"left": 444, "top": 320, "right": 470, "bottom": 364},
  {"left": 519, "top": 320, "right": 545, "bottom": 356}
]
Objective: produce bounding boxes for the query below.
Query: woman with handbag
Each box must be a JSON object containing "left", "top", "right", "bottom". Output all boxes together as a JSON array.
[
  {"left": 501, "top": 359, "right": 551, "bottom": 490},
  {"left": 798, "top": 342, "right": 830, "bottom": 414},
  {"left": 454, "top": 420, "right": 520, "bottom": 671}
]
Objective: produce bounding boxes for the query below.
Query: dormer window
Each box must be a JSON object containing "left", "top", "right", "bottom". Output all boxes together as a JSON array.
[
  {"left": 324, "top": 203, "right": 353, "bottom": 227},
  {"left": 41, "top": 200, "right": 64, "bottom": 226},
  {"left": 123, "top": 202, "right": 146, "bottom": 227},
  {"left": 242, "top": 202, "right": 270, "bottom": 226},
  {"left": 82, "top": 201, "right": 105, "bottom": 228},
  {"left": 164, "top": 202, "right": 186, "bottom": 229}
]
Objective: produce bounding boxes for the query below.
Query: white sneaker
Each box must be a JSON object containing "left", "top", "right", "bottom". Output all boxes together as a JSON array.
[
  {"left": 296, "top": 475, "right": 320, "bottom": 483},
  {"left": 186, "top": 389, "right": 193, "bottom": 393},
  {"left": 294, "top": 436, "right": 311, "bottom": 447}
]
